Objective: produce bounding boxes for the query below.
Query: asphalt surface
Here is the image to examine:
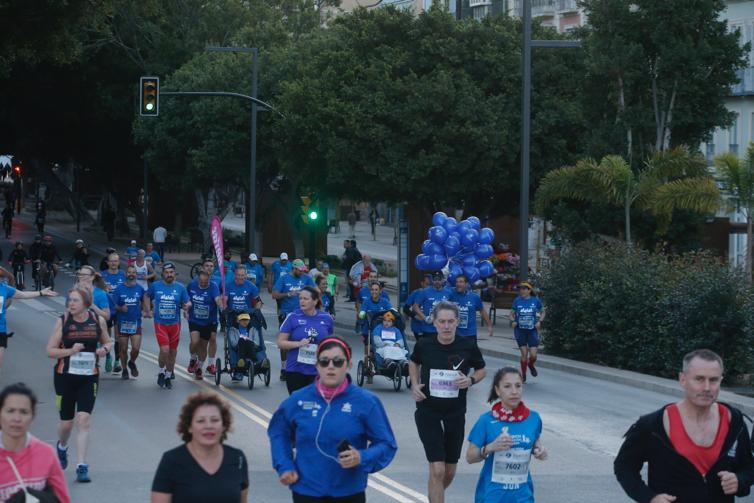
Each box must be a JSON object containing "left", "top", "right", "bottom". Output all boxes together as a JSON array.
[{"left": 2, "top": 218, "right": 754, "bottom": 502}]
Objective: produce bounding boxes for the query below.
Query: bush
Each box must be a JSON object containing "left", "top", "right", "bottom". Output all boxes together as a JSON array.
[{"left": 540, "top": 241, "right": 754, "bottom": 380}]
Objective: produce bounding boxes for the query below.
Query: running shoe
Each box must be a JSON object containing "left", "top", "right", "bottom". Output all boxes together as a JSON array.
[
  {"left": 128, "top": 360, "right": 139, "bottom": 377},
  {"left": 76, "top": 464, "right": 91, "bottom": 483},
  {"left": 187, "top": 359, "right": 198, "bottom": 374},
  {"left": 170, "top": 371, "right": 176, "bottom": 380},
  {"left": 105, "top": 354, "right": 112, "bottom": 373},
  {"left": 113, "top": 362, "right": 122, "bottom": 374},
  {"left": 205, "top": 364, "right": 216, "bottom": 376},
  {"left": 157, "top": 373, "right": 165, "bottom": 388},
  {"left": 121, "top": 368, "right": 129, "bottom": 380},
  {"left": 280, "top": 369, "right": 287, "bottom": 381},
  {"left": 56, "top": 442, "right": 68, "bottom": 470},
  {"left": 165, "top": 377, "right": 173, "bottom": 389},
  {"left": 529, "top": 363, "right": 538, "bottom": 377},
  {"left": 237, "top": 358, "right": 246, "bottom": 369},
  {"left": 194, "top": 368, "right": 203, "bottom": 380}
]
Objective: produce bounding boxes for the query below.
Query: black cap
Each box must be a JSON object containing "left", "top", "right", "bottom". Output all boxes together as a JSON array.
[{"left": 162, "top": 262, "right": 176, "bottom": 270}]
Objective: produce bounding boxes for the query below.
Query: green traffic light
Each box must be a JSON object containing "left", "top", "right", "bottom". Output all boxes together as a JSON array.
[
  {"left": 146, "top": 103, "right": 155, "bottom": 111},
  {"left": 309, "top": 211, "right": 318, "bottom": 220}
]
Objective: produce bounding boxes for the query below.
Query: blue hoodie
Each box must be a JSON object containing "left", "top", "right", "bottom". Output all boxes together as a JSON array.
[{"left": 268, "top": 379, "right": 397, "bottom": 498}]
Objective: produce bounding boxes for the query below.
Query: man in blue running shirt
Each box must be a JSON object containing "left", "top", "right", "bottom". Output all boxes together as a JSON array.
[
  {"left": 112, "top": 265, "right": 147, "bottom": 379},
  {"left": 449, "top": 275, "right": 493, "bottom": 343},
  {"left": 412, "top": 271, "right": 451, "bottom": 338}
]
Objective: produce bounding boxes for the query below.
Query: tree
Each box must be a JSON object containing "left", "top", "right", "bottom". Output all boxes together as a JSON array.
[
  {"left": 580, "top": 0, "right": 747, "bottom": 161},
  {"left": 715, "top": 143, "right": 754, "bottom": 280},
  {"left": 534, "top": 146, "right": 720, "bottom": 244}
]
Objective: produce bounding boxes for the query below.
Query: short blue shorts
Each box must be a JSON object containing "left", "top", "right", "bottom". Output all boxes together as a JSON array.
[{"left": 514, "top": 327, "right": 539, "bottom": 348}]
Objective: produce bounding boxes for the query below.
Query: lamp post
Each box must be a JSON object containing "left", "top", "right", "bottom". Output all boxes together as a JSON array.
[
  {"left": 518, "top": 0, "right": 581, "bottom": 281},
  {"left": 205, "top": 46, "right": 259, "bottom": 255}
]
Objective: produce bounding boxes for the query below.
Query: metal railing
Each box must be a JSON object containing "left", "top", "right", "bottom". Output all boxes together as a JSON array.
[{"left": 731, "top": 67, "right": 754, "bottom": 96}]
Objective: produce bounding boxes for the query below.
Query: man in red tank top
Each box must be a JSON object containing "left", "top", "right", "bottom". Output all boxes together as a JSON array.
[{"left": 615, "top": 349, "right": 754, "bottom": 503}]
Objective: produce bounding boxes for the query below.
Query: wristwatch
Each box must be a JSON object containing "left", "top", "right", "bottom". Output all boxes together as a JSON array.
[{"left": 470, "top": 376, "right": 476, "bottom": 386}]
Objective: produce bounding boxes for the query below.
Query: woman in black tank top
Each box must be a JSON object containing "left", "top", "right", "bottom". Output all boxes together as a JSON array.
[{"left": 46, "top": 287, "right": 111, "bottom": 483}]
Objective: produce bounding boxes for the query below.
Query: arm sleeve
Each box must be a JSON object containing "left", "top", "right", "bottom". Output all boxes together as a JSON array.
[
  {"left": 359, "top": 398, "right": 398, "bottom": 473},
  {"left": 734, "top": 419, "right": 754, "bottom": 497},
  {"left": 268, "top": 403, "right": 297, "bottom": 476},
  {"left": 151, "top": 451, "right": 176, "bottom": 494},
  {"left": 613, "top": 420, "right": 656, "bottom": 503}
]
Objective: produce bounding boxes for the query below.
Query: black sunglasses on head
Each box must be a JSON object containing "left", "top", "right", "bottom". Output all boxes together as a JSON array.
[{"left": 317, "top": 357, "right": 346, "bottom": 368}]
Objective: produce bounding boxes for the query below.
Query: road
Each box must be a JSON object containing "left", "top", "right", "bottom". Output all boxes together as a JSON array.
[{"left": 2, "top": 220, "right": 753, "bottom": 502}]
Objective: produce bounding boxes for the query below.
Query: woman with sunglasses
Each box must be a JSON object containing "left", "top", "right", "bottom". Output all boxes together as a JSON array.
[
  {"left": 276, "top": 286, "right": 334, "bottom": 395},
  {"left": 268, "top": 337, "right": 397, "bottom": 503}
]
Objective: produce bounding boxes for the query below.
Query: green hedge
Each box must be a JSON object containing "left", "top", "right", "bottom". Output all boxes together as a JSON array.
[{"left": 540, "top": 241, "right": 754, "bottom": 380}]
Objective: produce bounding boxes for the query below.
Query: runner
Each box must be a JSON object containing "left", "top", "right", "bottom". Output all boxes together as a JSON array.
[
  {"left": 276, "top": 286, "right": 333, "bottom": 394},
  {"left": 145, "top": 242, "right": 161, "bottom": 268},
  {"left": 74, "top": 266, "right": 111, "bottom": 328},
  {"left": 321, "top": 262, "right": 338, "bottom": 297},
  {"left": 268, "top": 252, "right": 292, "bottom": 294},
  {"left": 223, "top": 265, "right": 264, "bottom": 382},
  {"left": 144, "top": 262, "right": 191, "bottom": 389},
  {"left": 268, "top": 337, "right": 397, "bottom": 502},
  {"left": 358, "top": 282, "right": 392, "bottom": 344},
  {"left": 316, "top": 274, "right": 335, "bottom": 319},
  {"left": 449, "top": 274, "right": 493, "bottom": 343},
  {"left": 509, "top": 282, "right": 544, "bottom": 382},
  {"left": 243, "top": 253, "right": 265, "bottom": 286},
  {"left": 404, "top": 275, "right": 430, "bottom": 338},
  {"left": 112, "top": 265, "right": 147, "bottom": 380},
  {"left": 409, "top": 300, "right": 486, "bottom": 503},
  {"left": 354, "top": 271, "right": 387, "bottom": 333},
  {"left": 0, "top": 283, "right": 57, "bottom": 374},
  {"left": 101, "top": 253, "right": 126, "bottom": 375},
  {"left": 46, "top": 287, "right": 111, "bottom": 483},
  {"left": 213, "top": 249, "right": 236, "bottom": 287},
  {"left": 412, "top": 271, "right": 452, "bottom": 339},
  {"left": 186, "top": 270, "right": 222, "bottom": 380},
  {"left": 133, "top": 249, "right": 156, "bottom": 290},
  {"left": 125, "top": 240, "right": 139, "bottom": 263},
  {"left": 271, "top": 259, "right": 315, "bottom": 381},
  {"left": 202, "top": 258, "right": 221, "bottom": 377},
  {"left": 466, "top": 367, "right": 547, "bottom": 503},
  {"left": 615, "top": 349, "right": 754, "bottom": 502}
]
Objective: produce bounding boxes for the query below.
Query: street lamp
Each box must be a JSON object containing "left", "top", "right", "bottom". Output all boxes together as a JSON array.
[{"left": 205, "top": 46, "right": 259, "bottom": 255}]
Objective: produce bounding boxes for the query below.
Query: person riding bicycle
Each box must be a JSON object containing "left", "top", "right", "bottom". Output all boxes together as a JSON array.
[
  {"left": 39, "top": 235, "right": 61, "bottom": 282},
  {"left": 1, "top": 203, "right": 13, "bottom": 239},
  {"left": 72, "top": 239, "right": 89, "bottom": 270},
  {"left": 8, "top": 242, "right": 27, "bottom": 290}
]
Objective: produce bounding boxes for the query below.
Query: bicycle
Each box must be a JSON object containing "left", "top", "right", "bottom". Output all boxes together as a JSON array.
[
  {"left": 190, "top": 253, "right": 214, "bottom": 279},
  {"left": 38, "top": 261, "right": 55, "bottom": 291}
]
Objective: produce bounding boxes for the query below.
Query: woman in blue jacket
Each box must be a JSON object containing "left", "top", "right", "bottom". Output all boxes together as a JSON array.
[{"left": 268, "top": 337, "right": 398, "bottom": 502}]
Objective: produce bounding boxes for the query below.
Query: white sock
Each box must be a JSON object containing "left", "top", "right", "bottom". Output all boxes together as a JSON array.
[
  {"left": 160, "top": 367, "right": 166, "bottom": 375},
  {"left": 197, "top": 359, "right": 204, "bottom": 370},
  {"left": 191, "top": 354, "right": 198, "bottom": 361}
]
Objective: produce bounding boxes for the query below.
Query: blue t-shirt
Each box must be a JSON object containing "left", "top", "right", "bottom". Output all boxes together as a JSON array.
[
  {"left": 0, "top": 283, "right": 17, "bottom": 332},
  {"left": 102, "top": 269, "right": 127, "bottom": 316},
  {"left": 244, "top": 263, "right": 265, "bottom": 285},
  {"left": 280, "top": 309, "right": 333, "bottom": 375},
  {"left": 512, "top": 296, "right": 543, "bottom": 330},
  {"left": 271, "top": 260, "right": 292, "bottom": 285},
  {"left": 92, "top": 287, "right": 110, "bottom": 313},
  {"left": 358, "top": 286, "right": 390, "bottom": 305},
  {"left": 225, "top": 280, "right": 260, "bottom": 313},
  {"left": 112, "top": 283, "right": 145, "bottom": 333},
  {"left": 415, "top": 287, "right": 451, "bottom": 334},
  {"left": 468, "top": 410, "right": 542, "bottom": 503},
  {"left": 405, "top": 288, "right": 424, "bottom": 334},
  {"left": 126, "top": 246, "right": 139, "bottom": 256},
  {"left": 273, "top": 274, "right": 315, "bottom": 315},
  {"left": 360, "top": 296, "right": 392, "bottom": 315},
  {"left": 147, "top": 281, "right": 189, "bottom": 325},
  {"left": 449, "top": 290, "right": 484, "bottom": 336},
  {"left": 146, "top": 250, "right": 161, "bottom": 264},
  {"left": 187, "top": 279, "right": 221, "bottom": 326}
]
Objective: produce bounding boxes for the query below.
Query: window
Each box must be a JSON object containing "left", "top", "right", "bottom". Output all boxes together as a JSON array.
[
  {"left": 706, "top": 142, "right": 715, "bottom": 164},
  {"left": 730, "top": 113, "right": 739, "bottom": 156}
]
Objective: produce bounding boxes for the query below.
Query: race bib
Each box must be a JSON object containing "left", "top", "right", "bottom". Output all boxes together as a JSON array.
[
  {"left": 382, "top": 346, "right": 406, "bottom": 361},
  {"left": 491, "top": 448, "right": 532, "bottom": 485},
  {"left": 459, "top": 307, "right": 469, "bottom": 329},
  {"left": 297, "top": 343, "right": 317, "bottom": 365},
  {"left": 380, "top": 330, "right": 396, "bottom": 341},
  {"left": 193, "top": 303, "right": 209, "bottom": 320},
  {"left": 158, "top": 302, "right": 176, "bottom": 319},
  {"left": 119, "top": 320, "right": 138, "bottom": 335},
  {"left": 518, "top": 315, "right": 535, "bottom": 330},
  {"left": 429, "top": 369, "right": 460, "bottom": 398},
  {"left": 69, "top": 351, "right": 96, "bottom": 376}
]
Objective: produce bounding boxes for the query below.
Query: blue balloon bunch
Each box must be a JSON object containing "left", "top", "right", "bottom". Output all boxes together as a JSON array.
[{"left": 415, "top": 212, "right": 496, "bottom": 285}]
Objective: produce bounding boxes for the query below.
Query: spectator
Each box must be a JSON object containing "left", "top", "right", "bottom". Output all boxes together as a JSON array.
[
  {"left": 349, "top": 254, "right": 377, "bottom": 301},
  {"left": 347, "top": 210, "right": 357, "bottom": 239},
  {"left": 103, "top": 207, "right": 115, "bottom": 242},
  {"left": 153, "top": 225, "right": 167, "bottom": 261}
]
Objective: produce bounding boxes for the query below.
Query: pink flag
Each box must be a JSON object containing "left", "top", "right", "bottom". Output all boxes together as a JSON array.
[{"left": 210, "top": 215, "right": 225, "bottom": 294}]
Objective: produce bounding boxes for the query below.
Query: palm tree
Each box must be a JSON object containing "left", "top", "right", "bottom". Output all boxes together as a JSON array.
[
  {"left": 715, "top": 143, "right": 754, "bottom": 280},
  {"left": 534, "top": 146, "right": 720, "bottom": 244}
]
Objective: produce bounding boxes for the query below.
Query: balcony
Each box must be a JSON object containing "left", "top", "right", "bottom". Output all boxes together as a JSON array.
[
  {"left": 469, "top": 0, "right": 492, "bottom": 8},
  {"left": 558, "top": 0, "right": 579, "bottom": 14},
  {"left": 731, "top": 67, "right": 754, "bottom": 96},
  {"left": 513, "top": 0, "right": 556, "bottom": 18}
]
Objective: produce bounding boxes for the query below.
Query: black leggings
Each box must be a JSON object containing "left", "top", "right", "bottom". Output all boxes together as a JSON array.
[
  {"left": 285, "top": 372, "right": 316, "bottom": 395},
  {"left": 293, "top": 492, "right": 365, "bottom": 503}
]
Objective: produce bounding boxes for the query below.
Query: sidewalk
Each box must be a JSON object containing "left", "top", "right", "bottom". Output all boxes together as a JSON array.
[{"left": 27, "top": 210, "right": 754, "bottom": 416}]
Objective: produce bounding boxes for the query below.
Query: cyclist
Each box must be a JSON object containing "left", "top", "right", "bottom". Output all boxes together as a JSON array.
[
  {"left": 466, "top": 367, "right": 547, "bottom": 503},
  {"left": 28, "top": 235, "right": 43, "bottom": 286},
  {"left": 186, "top": 270, "right": 222, "bottom": 380},
  {"left": 144, "top": 262, "right": 191, "bottom": 389},
  {"left": 8, "top": 241, "right": 27, "bottom": 290},
  {"left": 37, "top": 235, "right": 61, "bottom": 290},
  {"left": 46, "top": 287, "right": 111, "bottom": 483},
  {"left": 133, "top": 249, "right": 156, "bottom": 290},
  {"left": 223, "top": 265, "right": 264, "bottom": 382},
  {"left": 412, "top": 271, "right": 452, "bottom": 339},
  {"left": 276, "top": 286, "right": 333, "bottom": 394},
  {"left": 101, "top": 253, "right": 126, "bottom": 374},
  {"left": 243, "top": 253, "right": 265, "bottom": 286},
  {"left": 1, "top": 203, "right": 13, "bottom": 238},
  {"left": 509, "top": 282, "right": 544, "bottom": 382},
  {"left": 269, "top": 337, "right": 397, "bottom": 502},
  {"left": 71, "top": 239, "right": 89, "bottom": 270},
  {"left": 409, "top": 300, "right": 486, "bottom": 503},
  {"left": 112, "top": 265, "right": 147, "bottom": 380},
  {"left": 449, "top": 274, "right": 493, "bottom": 343},
  {"left": 272, "top": 259, "right": 315, "bottom": 382}
]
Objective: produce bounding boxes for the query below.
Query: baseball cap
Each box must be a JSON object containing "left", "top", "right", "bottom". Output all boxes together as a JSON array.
[
  {"left": 292, "top": 259, "right": 307, "bottom": 270},
  {"left": 518, "top": 282, "right": 534, "bottom": 290},
  {"left": 249, "top": 253, "right": 258, "bottom": 261},
  {"left": 130, "top": 240, "right": 137, "bottom": 245},
  {"left": 431, "top": 271, "right": 444, "bottom": 279},
  {"left": 162, "top": 262, "right": 176, "bottom": 270},
  {"left": 237, "top": 312, "right": 251, "bottom": 321},
  {"left": 280, "top": 252, "right": 289, "bottom": 260}
]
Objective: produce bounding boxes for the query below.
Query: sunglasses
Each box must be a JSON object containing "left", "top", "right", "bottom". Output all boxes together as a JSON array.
[{"left": 317, "top": 357, "right": 347, "bottom": 368}]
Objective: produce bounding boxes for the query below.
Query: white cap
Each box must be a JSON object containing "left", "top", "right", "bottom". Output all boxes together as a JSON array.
[
  {"left": 130, "top": 240, "right": 137, "bottom": 245},
  {"left": 280, "top": 252, "right": 289, "bottom": 260},
  {"left": 249, "top": 253, "right": 258, "bottom": 261}
]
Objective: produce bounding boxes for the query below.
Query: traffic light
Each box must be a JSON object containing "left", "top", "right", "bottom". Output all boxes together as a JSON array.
[
  {"left": 12, "top": 165, "right": 21, "bottom": 176},
  {"left": 300, "top": 196, "right": 319, "bottom": 224},
  {"left": 140, "top": 76, "right": 160, "bottom": 116}
]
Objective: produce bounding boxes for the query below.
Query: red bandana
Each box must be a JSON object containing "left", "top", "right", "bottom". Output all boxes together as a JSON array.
[{"left": 491, "top": 400, "right": 530, "bottom": 423}]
